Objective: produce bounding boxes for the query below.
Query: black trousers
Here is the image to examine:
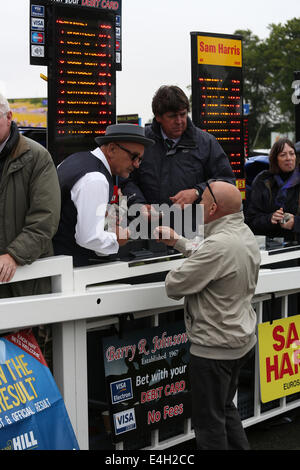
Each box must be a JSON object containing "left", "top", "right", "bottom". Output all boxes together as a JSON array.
[{"left": 189, "top": 349, "right": 254, "bottom": 450}]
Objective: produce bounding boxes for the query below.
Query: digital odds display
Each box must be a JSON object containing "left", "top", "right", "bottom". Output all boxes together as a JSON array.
[
  {"left": 47, "top": 4, "right": 115, "bottom": 164},
  {"left": 30, "top": 1, "right": 119, "bottom": 165},
  {"left": 191, "top": 32, "right": 245, "bottom": 190}
]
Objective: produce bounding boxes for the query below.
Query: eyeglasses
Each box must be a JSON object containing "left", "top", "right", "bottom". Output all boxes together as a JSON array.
[
  {"left": 115, "top": 143, "right": 143, "bottom": 164},
  {"left": 206, "top": 181, "right": 217, "bottom": 204}
]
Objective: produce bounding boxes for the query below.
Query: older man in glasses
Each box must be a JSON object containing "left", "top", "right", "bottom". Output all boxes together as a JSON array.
[
  {"left": 53, "top": 124, "right": 154, "bottom": 267},
  {"left": 0, "top": 93, "right": 61, "bottom": 298},
  {"left": 155, "top": 181, "right": 261, "bottom": 450}
]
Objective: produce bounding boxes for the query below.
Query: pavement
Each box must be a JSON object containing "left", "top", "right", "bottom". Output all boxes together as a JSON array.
[
  {"left": 246, "top": 409, "right": 300, "bottom": 450},
  {"left": 171, "top": 408, "right": 300, "bottom": 452}
]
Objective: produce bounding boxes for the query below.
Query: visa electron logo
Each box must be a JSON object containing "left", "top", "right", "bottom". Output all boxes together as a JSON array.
[
  {"left": 110, "top": 378, "right": 133, "bottom": 404},
  {"left": 12, "top": 431, "right": 38, "bottom": 450}
]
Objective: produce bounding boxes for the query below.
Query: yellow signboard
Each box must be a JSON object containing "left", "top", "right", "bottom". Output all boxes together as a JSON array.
[
  {"left": 236, "top": 179, "right": 246, "bottom": 199},
  {"left": 258, "top": 316, "right": 300, "bottom": 403},
  {"left": 8, "top": 98, "right": 47, "bottom": 127},
  {"left": 197, "top": 35, "right": 242, "bottom": 68}
]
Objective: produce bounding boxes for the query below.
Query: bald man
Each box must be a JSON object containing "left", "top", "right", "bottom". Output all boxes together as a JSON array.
[{"left": 155, "top": 181, "right": 261, "bottom": 450}]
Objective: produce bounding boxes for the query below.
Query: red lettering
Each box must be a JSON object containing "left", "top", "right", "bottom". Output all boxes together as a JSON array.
[
  {"left": 163, "top": 403, "right": 184, "bottom": 420},
  {"left": 138, "top": 338, "right": 148, "bottom": 355},
  {"left": 164, "top": 381, "right": 185, "bottom": 396},
  {"left": 279, "top": 352, "right": 295, "bottom": 378},
  {"left": 147, "top": 410, "right": 161, "bottom": 424},
  {"left": 266, "top": 352, "right": 299, "bottom": 383},
  {"left": 286, "top": 322, "right": 299, "bottom": 348},
  {"left": 101, "top": 0, "right": 119, "bottom": 10},
  {"left": 272, "top": 325, "right": 285, "bottom": 351},
  {"left": 141, "top": 387, "right": 163, "bottom": 403},
  {"left": 266, "top": 355, "right": 279, "bottom": 382}
]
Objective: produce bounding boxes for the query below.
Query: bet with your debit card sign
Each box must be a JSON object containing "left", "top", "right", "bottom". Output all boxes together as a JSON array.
[{"left": 258, "top": 315, "right": 300, "bottom": 403}]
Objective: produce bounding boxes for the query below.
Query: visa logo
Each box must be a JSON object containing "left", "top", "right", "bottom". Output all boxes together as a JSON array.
[
  {"left": 117, "top": 411, "right": 134, "bottom": 425},
  {"left": 31, "top": 18, "right": 45, "bottom": 30},
  {"left": 116, "top": 382, "right": 126, "bottom": 391},
  {"left": 12, "top": 431, "right": 38, "bottom": 450},
  {"left": 113, "top": 408, "right": 136, "bottom": 435}
]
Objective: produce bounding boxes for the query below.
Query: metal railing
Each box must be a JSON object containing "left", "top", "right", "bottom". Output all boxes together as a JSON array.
[{"left": 1, "top": 250, "right": 300, "bottom": 449}]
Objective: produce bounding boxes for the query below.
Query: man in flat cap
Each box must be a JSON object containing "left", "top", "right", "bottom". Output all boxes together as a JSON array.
[{"left": 53, "top": 124, "right": 154, "bottom": 267}]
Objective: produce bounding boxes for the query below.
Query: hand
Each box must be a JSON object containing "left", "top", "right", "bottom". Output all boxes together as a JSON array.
[
  {"left": 140, "top": 204, "right": 161, "bottom": 220},
  {"left": 169, "top": 189, "right": 198, "bottom": 208},
  {"left": 153, "top": 226, "right": 180, "bottom": 247},
  {"left": 117, "top": 188, "right": 128, "bottom": 223},
  {"left": 0, "top": 254, "right": 17, "bottom": 283},
  {"left": 280, "top": 213, "right": 294, "bottom": 230},
  {"left": 271, "top": 208, "right": 284, "bottom": 224},
  {"left": 116, "top": 226, "right": 130, "bottom": 247}
]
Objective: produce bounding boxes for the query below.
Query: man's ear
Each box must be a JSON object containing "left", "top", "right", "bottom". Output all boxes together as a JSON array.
[
  {"left": 105, "top": 142, "right": 115, "bottom": 158},
  {"left": 155, "top": 114, "right": 162, "bottom": 124},
  {"left": 209, "top": 202, "right": 217, "bottom": 216}
]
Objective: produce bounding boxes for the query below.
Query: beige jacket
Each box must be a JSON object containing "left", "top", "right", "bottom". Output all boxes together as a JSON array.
[{"left": 165, "top": 211, "right": 261, "bottom": 360}]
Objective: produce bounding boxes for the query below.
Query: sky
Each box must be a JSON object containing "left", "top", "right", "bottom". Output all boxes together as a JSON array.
[{"left": 0, "top": 0, "right": 299, "bottom": 124}]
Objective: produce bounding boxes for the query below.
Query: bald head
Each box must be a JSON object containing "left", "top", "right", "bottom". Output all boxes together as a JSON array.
[
  {"left": 210, "top": 181, "right": 241, "bottom": 213},
  {"left": 202, "top": 181, "right": 242, "bottom": 224}
]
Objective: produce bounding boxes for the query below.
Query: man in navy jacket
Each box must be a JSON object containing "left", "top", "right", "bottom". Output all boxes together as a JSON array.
[{"left": 120, "top": 85, "right": 235, "bottom": 232}]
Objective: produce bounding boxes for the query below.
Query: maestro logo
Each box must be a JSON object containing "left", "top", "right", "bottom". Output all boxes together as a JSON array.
[{"left": 31, "top": 32, "right": 45, "bottom": 44}]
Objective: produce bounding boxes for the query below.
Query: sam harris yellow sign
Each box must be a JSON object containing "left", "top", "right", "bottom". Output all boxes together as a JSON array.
[
  {"left": 258, "top": 315, "right": 300, "bottom": 403},
  {"left": 197, "top": 35, "right": 242, "bottom": 67}
]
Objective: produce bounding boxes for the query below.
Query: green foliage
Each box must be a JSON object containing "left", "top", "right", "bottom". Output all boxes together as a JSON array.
[{"left": 235, "top": 18, "right": 300, "bottom": 150}]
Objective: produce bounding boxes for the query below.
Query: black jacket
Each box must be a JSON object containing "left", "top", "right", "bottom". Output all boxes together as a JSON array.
[
  {"left": 120, "top": 117, "right": 235, "bottom": 207},
  {"left": 245, "top": 170, "right": 300, "bottom": 241}
]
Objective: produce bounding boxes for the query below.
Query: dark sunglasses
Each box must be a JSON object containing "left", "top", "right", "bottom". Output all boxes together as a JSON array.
[
  {"left": 206, "top": 181, "right": 217, "bottom": 204},
  {"left": 115, "top": 143, "right": 143, "bottom": 163}
]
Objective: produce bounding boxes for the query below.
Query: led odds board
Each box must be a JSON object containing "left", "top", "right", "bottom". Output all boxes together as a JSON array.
[
  {"left": 191, "top": 32, "right": 245, "bottom": 195},
  {"left": 30, "top": 1, "right": 119, "bottom": 164}
]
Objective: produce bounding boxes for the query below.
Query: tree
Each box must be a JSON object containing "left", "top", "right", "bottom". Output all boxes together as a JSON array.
[
  {"left": 235, "top": 18, "right": 300, "bottom": 150},
  {"left": 234, "top": 29, "right": 271, "bottom": 148},
  {"left": 265, "top": 18, "right": 300, "bottom": 128}
]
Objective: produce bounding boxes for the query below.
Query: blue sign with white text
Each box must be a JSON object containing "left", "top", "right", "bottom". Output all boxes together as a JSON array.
[
  {"left": 110, "top": 378, "right": 133, "bottom": 404},
  {"left": 31, "top": 5, "right": 45, "bottom": 17},
  {"left": 0, "top": 330, "right": 79, "bottom": 450}
]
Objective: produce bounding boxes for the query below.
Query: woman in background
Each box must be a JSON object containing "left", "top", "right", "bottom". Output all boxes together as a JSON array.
[{"left": 245, "top": 138, "right": 300, "bottom": 242}]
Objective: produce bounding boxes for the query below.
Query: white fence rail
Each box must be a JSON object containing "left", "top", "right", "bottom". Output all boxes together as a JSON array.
[{"left": 1, "top": 249, "right": 300, "bottom": 449}]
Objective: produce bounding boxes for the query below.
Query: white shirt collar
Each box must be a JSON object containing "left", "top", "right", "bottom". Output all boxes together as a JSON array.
[
  {"left": 160, "top": 128, "right": 180, "bottom": 146},
  {"left": 91, "top": 147, "right": 112, "bottom": 175}
]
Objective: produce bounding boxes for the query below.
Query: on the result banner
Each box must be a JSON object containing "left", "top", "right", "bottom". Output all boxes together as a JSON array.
[{"left": 0, "top": 329, "right": 79, "bottom": 450}]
